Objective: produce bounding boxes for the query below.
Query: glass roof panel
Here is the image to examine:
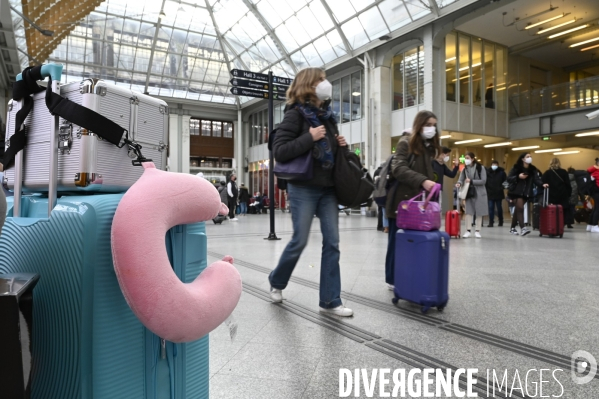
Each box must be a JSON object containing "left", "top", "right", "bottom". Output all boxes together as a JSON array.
[
  {"left": 284, "top": 0, "right": 310, "bottom": 13},
  {"left": 437, "top": 0, "right": 460, "bottom": 7},
  {"left": 213, "top": 0, "right": 249, "bottom": 32},
  {"left": 378, "top": 0, "right": 413, "bottom": 31},
  {"left": 326, "top": 30, "right": 348, "bottom": 57},
  {"left": 296, "top": 6, "right": 327, "bottom": 40},
  {"left": 358, "top": 6, "right": 389, "bottom": 41},
  {"left": 327, "top": 0, "right": 356, "bottom": 23},
  {"left": 290, "top": 51, "right": 309, "bottom": 70},
  {"left": 341, "top": 17, "right": 369, "bottom": 49},
  {"left": 301, "top": 43, "right": 324, "bottom": 67},
  {"left": 313, "top": 35, "right": 338, "bottom": 64},
  {"left": 349, "top": 0, "right": 375, "bottom": 13},
  {"left": 284, "top": 16, "right": 312, "bottom": 48},
  {"left": 404, "top": 0, "right": 432, "bottom": 20},
  {"left": 255, "top": 0, "right": 294, "bottom": 28},
  {"left": 308, "top": 1, "right": 335, "bottom": 32},
  {"left": 274, "top": 23, "right": 301, "bottom": 52}
]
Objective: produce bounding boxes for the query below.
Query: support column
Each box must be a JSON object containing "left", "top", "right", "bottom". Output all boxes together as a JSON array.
[
  {"left": 423, "top": 25, "right": 435, "bottom": 112},
  {"left": 181, "top": 115, "right": 190, "bottom": 174},
  {"left": 168, "top": 114, "right": 180, "bottom": 172},
  {"left": 234, "top": 109, "right": 244, "bottom": 181},
  {"left": 371, "top": 66, "right": 392, "bottom": 166}
]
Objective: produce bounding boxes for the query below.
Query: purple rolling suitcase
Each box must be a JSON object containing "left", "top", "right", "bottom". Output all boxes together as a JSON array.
[{"left": 392, "top": 230, "right": 449, "bottom": 313}]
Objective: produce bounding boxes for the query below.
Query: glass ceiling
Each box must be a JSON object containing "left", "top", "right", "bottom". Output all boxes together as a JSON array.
[{"left": 10, "top": 0, "right": 463, "bottom": 104}]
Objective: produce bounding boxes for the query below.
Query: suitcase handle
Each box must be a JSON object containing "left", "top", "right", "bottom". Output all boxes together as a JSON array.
[{"left": 16, "top": 63, "right": 63, "bottom": 82}]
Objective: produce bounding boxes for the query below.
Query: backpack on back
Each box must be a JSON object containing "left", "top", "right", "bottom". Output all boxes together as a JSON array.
[{"left": 373, "top": 154, "right": 396, "bottom": 206}]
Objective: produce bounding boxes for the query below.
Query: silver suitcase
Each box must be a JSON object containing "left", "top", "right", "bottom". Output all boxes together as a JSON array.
[{"left": 4, "top": 77, "right": 168, "bottom": 194}]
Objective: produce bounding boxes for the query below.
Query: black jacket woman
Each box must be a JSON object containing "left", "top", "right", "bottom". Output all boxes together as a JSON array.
[
  {"left": 542, "top": 158, "right": 572, "bottom": 228},
  {"left": 384, "top": 110, "right": 439, "bottom": 289},
  {"left": 506, "top": 153, "right": 548, "bottom": 236},
  {"left": 269, "top": 67, "right": 352, "bottom": 317}
]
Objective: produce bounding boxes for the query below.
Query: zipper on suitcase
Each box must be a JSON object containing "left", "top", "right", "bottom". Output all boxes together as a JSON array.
[{"left": 161, "top": 338, "right": 166, "bottom": 359}]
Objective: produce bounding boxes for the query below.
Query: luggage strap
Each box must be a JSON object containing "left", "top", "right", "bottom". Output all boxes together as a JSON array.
[{"left": 3, "top": 65, "right": 151, "bottom": 168}]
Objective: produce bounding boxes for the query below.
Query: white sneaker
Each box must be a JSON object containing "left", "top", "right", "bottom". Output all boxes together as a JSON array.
[
  {"left": 230, "top": 218, "right": 239, "bottom": 221},
  {"left": 319, "top": 305, "right": 353, "bottom": 317},
  {"left": 463, "top": 231, "right": 471, "bottom": 238},
  {"left": 270, "top": 288, "right": 283, "bottom": 303},
  {"left": 588, "top": 225, "right": 594, "bottom": 232},
  {"left": 387, "top": 284, "right": 395, "bottom": 291},
  {"left": 475, "top": 231, "right": 482, "bottom": 239},
  {"left": 591, "top": 226, "right": 599, "bottom": 233}
]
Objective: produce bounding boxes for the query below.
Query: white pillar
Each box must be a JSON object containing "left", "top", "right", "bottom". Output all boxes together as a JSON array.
[
  {"left": 235, "top": 109, "right": 244, "bottom": 181},
  {"left": 423, "top": 25, "right": 435, "bottom": 112},
  {"left": 181, "top": 115, "right": 190, "bottom": 174},
  {"left": 372, "top": 66, "right": 392, "bottom": 165},
  {"left": 168, "top": 114, "right": 180, "bottom": 173}
]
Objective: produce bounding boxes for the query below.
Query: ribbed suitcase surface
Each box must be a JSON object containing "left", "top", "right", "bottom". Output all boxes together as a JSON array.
[
  {"left": 444, "top": 210, "right": 460, "bottom": 238},
  {"left": 393, "top": 230, "right": 449, "bottom": 313},
  {"left": 539, "top": 204, "right": 564, "bottom": 238},
  {"left": 0, "top": 196, "right": 209, "bottom": 398}
]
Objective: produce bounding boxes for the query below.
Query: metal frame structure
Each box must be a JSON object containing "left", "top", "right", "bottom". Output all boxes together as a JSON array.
[{"left": 6, "top": 0, "right": 460, "bottom": 104}]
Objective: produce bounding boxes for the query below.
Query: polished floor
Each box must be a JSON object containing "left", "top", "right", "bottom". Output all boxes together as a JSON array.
[{"left": 206, "top": 210, "right": 599, "bottom": 398}]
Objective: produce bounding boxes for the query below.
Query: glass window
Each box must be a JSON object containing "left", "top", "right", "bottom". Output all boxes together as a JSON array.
[
  {"left": 223, "top": 122, "right": 233, "bottom": 138},
  {"left": 404, "top": 48, "right": 418, "bottom": 108},
  {"left": 201, "top": 120, "right": 211, "bottom": 136},
  {"left": 341, "top": 75, "right": 351, "bottom": 123},
  {"left": 458, "top": 34, "right": 470, "bottom": 104},
  {"left": 351, "top": 72, "right": 361, "bottom": 121},
  {"left": 190, "top": 119, "right": 199, "bottom": 135},
  {"left": 496, "top": 47, "right": 507, "bottom": 112},
  {"left": 484, "top": 43, "right": 494, "bottom": 109},
  {"left": 392, "top": 53, "right": 404, "bottom": 110},
  {"left": 212, "top": 121, "right": 222, "bottom": 137},
  {"left": 418, "top": 47, "right": 424, "bottom": 105},
  {"left": 332, "top": 79, "right": 341, "bottom": 121},
  {"left": 472, "top": 39, "right": 482, "bottom": 107}
]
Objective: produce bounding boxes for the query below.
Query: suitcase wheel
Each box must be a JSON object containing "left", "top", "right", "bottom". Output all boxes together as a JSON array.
[
  {"left": 559, "top": 234, "right": 563, "bottom": 238},
  {"left": 437, "top": 306, "right": 445, "bottom": 312},
  {"left": 421, "top": 306, "right": 430, "bottom": 314},
  {"left": 392, "top": 297, "right": 399, "bottom": 305}
]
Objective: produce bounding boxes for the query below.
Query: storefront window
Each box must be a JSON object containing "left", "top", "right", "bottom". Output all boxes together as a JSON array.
[
  {"left": 496, "top": 46, "right": 507, "bottom": 112},
  {"left": 212, "top": 121, "right": 222, "bottom": 137},
  {"left": 484, "top": 43, "right": 494, "bottom": 109},
  {"left": 393, "top": 46, "right": 424, "bottom": 110},
  {"left": 223, "top": 122, "right": 233, "bottom": 138},
  {"left": 201, "top": 120, "right": 211, "bottom": 136},
  {"left": 472, "top": 39, "right": 482, "bottom": 107},
  {"left": 393, "top": 52, "right": 404, "bottom": 110},
  {"left": 332, "top": 79, "right": 341, "bottom": 121},
  {"left": 341, "top": 75, "right": 350, "bottom": 123},
  {"left": 458, "top": 34, "right": 470, "bottom": 104},
  {"left": 351, "top": 72, "right": 362, "bottom": 121},
  {"left": 445, "top": 33, "right": 457, "bottom": 102}
]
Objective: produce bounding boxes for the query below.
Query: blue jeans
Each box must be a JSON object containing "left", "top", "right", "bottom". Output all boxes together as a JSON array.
[
  {"left": 240, "top": 202, "right": 247, "bottom": 214},
  {"left": 269, "top": 184, "right": 342, "bottom": 309},
  {"left": 384, "top": 218, "right": 399, "bottom": 285},
  {"left": 488, "top": 199, "right": 504, "bottom": 223},
  {"left": 382, "top": 207, "right": 389, "bottom": 228}
]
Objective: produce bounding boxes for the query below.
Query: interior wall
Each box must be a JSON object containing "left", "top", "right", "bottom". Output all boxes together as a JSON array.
[{"left": 507, "top": 54, "right": 569, "bottom": 99}]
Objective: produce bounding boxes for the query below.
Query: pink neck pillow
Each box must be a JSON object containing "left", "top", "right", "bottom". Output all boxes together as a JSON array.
[{"left": 111, "top": 162, "right": 242, "bottom": 343}]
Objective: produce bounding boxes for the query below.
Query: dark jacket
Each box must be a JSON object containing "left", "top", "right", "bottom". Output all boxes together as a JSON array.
[
  {"left": 385, "top": 135, "right": 436, "bottom": 218},
  {"left": 485, "top": 166, "right": 507, "bottom": 200},
  {"left": 239, "top": 187, "right": 250, "bottom": 203},
  {"left": 542, "top": 168, "right": 572, "bottom": 205},
  {"left": 273, "top": 108, "right": 339, "bottom": 187},
  {"left": 431, "top": 161, "right": 458, "bottom": 191},
  {"left": 218, "top": 185, "right": 228, "bottom": 203},
  {"left": 507, "top": 163, "right": 543, "bottom": 198},
  {"left": 227, "top": 180, "right": 238, "bottom": 199},
  {"left": 568, "top": 174, "right": 578, "bottom": 205}
]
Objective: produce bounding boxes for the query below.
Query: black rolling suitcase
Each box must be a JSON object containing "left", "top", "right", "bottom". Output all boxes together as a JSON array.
[{"left": 532, "top": 202, "right": 541, "bottom": 230}]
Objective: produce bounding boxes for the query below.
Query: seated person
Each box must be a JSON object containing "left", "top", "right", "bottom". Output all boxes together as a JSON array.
[{"left": 253, "top": 192, "right": 264, "bottom": 214}]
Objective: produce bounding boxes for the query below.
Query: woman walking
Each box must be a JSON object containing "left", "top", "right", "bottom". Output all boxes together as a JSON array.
[
  {"left": 506, "top": 153, "right": 548, "bottom": 236},
  {"left": 384, "top": 111, "right": 439, "bottom": 290},
  {"left": 269, "top": 67, "right": 352, "bottom": 316},
  {"left": 455, "top": 153, "right": 488, "bottom": 238}
]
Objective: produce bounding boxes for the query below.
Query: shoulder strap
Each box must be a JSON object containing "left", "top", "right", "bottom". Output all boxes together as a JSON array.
[{"left": 552, "top": 168, "right": 565, "bottom": 183}]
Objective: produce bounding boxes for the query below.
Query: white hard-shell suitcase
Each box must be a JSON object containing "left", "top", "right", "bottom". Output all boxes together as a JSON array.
[{"left": 4, "top": 66, "right": 168, "bottom": 194}]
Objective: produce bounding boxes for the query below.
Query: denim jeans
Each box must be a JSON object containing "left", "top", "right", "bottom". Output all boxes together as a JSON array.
[
  {"left": 382, "top": 207, "right": 389, "bottom": 228},
  {"left": 240, "top": 202, "right": 248, "bottom": 214},
  {"left": 488, "top": 199, "right": 504, "bottom": 223},
  {"left": 384, "top": 218, "right": 399, "bottom": 285},
  {"left": 269, "top": 184, "right": 342, "bottom": 309}
]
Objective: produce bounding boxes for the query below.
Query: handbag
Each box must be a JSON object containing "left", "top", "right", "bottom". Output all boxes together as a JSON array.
[
  {"left": 273, "top": 150, "right": 313, "bottom": 181},
  {"left": 396, "top": 184, "right": 441, "bottom": 231},
  {"left": 458, "top": 181, "right": 470, "bottom": 200}
]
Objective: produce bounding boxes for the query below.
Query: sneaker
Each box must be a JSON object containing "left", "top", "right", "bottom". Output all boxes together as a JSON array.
[
  {"left": 588, "top": 225, "right": 594, "bottom": 232},
  {"left": 520, "top": 227, "right": 531, "bottom": 236},
  {"left": 510, "top": 228, "right": 519, "bottom": 235},
  {"left": 591, "top": 226, "right": 599, "bottom": 233},
  {"left": 230, "top": 218, "right": 239, "bottom": 221},
  {"left": 387, "top": 284, "right": 395, "bottom": 291},
  {"left": 270, "top": 288, "right": 283, "bottom": 303},
  {"left": 319, "top": 305, "right": 353, "bottom": 317},
  {"left": 463, "top": 231, "right": 471, "bottom": 238},
  {"left": 475, "top": 231, "right": 482, "bottom": 239}
]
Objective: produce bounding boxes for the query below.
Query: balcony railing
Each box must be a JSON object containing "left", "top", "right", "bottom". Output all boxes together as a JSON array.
[{"left": 509, "top": 76, "right": 599, "bottom": 118}]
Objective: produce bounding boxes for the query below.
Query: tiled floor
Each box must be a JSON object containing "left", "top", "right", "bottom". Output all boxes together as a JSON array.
[{"left": 207, "top": 211, "right": 599, "bottom": 398}]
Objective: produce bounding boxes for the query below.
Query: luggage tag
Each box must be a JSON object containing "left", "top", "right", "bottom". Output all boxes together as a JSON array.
[{"left": 224, "top": 314, "right": 238, "bottom": 341}]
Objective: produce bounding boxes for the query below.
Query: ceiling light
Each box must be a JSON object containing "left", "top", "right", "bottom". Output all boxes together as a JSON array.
[
  {"left": 581, "top": 43, "right": 599, "bottom": 52},
  {"left": 159, "top": 10, "right": 166, "bottom": 19},
  {"left": 537, "top": 19, "right": 576, "bottom": 34},
  {"left": 575, "top": 131, "right": 599, "bottom": 137},
  {"left": 512, "top": 146, "right": 540, "bottom": 151},
  {"left": 352, "top": 92, "right": 361, "bottom": 96},
  {"left": 548, "top": 24, "right": 588, "bottom": 39},
  {"left": 484, "top": 142, "right": 512, "bottom": 148},
  {"left": 445, "top": 57, "right": 456, "bottom": 62},
  {"left": 534, "top": 148, "right": 563, "bottom": 153},
  {"left": 554, "top": 151, "right": 580, "bottom": 155},
  {"left": 526, "top": 13, "right": 566, "bottom": 29},
  {"left": 454, "top": 139, "right": 483, "bottom": 145},
  {"left": 440, "top": 135, "right": 452, "bottom": 139},
  {"left": 570, "top": 36, "right": 599, "bottom": 48},
  {"left": 459, "top": 66, "right": 469, "bottom": 71},
  {"left": 471, "top": 63, "right": 481, "bottom": 68}
]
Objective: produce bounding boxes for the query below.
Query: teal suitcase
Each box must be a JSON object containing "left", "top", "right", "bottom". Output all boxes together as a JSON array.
[{"left": 0, "top": 195, "right": 209, "bottom": 399}]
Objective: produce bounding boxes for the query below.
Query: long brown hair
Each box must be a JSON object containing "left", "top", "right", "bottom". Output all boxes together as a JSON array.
[
  {"left": 409, "top": 110, "right": 441, "bottom": 156},
  {"left": 286, "top": 67, "right": 323, "bottom": 105}
]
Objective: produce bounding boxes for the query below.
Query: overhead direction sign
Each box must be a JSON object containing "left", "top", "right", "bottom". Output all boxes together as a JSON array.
[
  {"left": 230, "top": 78, "right": 269, "bottom": 91},
  {"left": 230, "top": 69, "right": 269, "bottom": 83},
  {"left": 273, "top": 76, "right": 292, "bottom": 86},
  {"left": 229, "top": 87, "right": 286, "bottom": 101}
]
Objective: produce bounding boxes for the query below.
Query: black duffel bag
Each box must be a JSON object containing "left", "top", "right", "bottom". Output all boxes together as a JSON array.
[{"left": 334, "top": 148, "right": 374, "bottom": 208}]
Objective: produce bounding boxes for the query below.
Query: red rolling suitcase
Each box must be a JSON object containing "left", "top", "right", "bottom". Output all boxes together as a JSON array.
[
  {"left": 445, "top": 210, "right": 461, "bottom": 238},
  {"left": 539, "top": 188, "right": 564, "bottom": 238}
]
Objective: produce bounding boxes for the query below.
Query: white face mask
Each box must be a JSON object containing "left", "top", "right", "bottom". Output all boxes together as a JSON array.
[
  {"left": 465, "top": 159, "right": 472, "bottom": 166},
  {"left": 315, "top": 79, "right": 332, "bottom": 101},
  {"left": 525, "top": 157, "right": 533, "bottom": 164},
  {"left": 491, "top": 165, "right": 498, "bottom": 170},
  {"left": 422, "top": 126, "right": 437, "bottom": 139},
  {"left": 443, "top": 156, "right": 450, "bottom": 163}
]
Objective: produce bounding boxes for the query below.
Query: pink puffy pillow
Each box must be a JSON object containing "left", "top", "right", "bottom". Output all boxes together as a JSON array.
[{"left": 111, "top": 162, "right": 241, "bottom": 342}]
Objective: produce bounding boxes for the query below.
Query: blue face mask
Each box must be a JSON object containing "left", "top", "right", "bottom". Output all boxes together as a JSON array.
[{"left": 491, "top": 165, "right": 498, "bottom": 170}]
